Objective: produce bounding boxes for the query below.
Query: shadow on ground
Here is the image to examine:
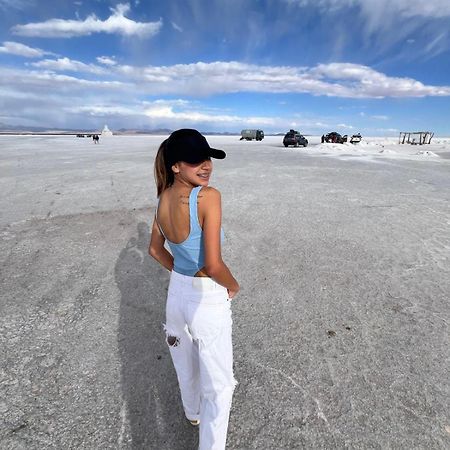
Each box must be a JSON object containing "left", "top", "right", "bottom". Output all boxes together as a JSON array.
[{"left": 115, "top": 221, "right": 198, "bottom": 449}]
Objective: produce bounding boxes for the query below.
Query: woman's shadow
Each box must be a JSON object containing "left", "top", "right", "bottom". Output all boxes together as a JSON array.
[{"left": 115, "top": 221, "right": 198, "bottom": 449}]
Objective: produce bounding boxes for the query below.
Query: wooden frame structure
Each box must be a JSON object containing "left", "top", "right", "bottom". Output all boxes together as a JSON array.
[{"left": 399, "top": 131, "right": 434, "bottom": 145}]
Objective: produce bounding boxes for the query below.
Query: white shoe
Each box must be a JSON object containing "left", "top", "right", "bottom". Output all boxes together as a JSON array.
[{"left": 189, "top": 419, "right": 200, "bottom": 426}]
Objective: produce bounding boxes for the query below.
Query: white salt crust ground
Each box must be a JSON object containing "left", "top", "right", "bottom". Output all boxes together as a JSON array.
[{"left": 1, "top": 135, "right": 449, "bottom": 449}]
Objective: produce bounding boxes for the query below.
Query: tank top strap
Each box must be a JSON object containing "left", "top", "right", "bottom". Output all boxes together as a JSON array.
[{"left": 189, "top": 186, "right": 202, "bottom": 232}]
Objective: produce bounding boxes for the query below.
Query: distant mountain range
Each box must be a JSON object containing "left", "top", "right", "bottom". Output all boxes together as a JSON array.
[
  {"left": 0, "top": 122, "right": 92, "bottom": 134},
  {"left": 115, "top": 128, "right": 173, "bottom": 135},
  {"left": 0, "top": 122, "right": 300, "bottom": 136},
  {"left": 0, "top": 122, "right": 243, "bottom": 135},
  {"left": 0, "top": 122, "right": 170, "bottom": 134}
]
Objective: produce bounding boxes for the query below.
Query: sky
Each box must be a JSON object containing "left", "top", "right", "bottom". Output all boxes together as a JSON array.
[{"left": 1, "top": 0, "right": 450, "bottom": 135}]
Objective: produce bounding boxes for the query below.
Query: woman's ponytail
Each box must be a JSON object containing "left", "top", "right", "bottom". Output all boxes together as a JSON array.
[{"left": 154, "top": 139, "right": 174, "bottom": 197}]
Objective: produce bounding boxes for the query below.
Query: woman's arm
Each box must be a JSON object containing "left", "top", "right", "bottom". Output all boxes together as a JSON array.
[
  {"left": 148, "top": 217, "right": 174, "bottom": 271},
  {"left": 201, "top": 187, "right": 240, "bottom": 298}
]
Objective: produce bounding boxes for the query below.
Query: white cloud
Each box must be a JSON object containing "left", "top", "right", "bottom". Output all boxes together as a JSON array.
[
  {"left": 4, "top": 59, "right": 450, "bottom": 99},
  {"left": 97, "top": 56, "right": 117, "bottom": 66},
  {"left": 171, "top": 21, "right": 183, "bottom": 32},
  {"left": 30, "top": 57, "right": 107, "bottom": 75},
  {"left": 283, "top": 0, "right": 450, "bottom": 18},
  {"left": 425, "top": 32, "right": 448, "bottom": 56},
  {"left": 310, "top": 62, "right": 450, "bottom": 98},
  {"left": 3, "top": 59, "right": 450, "bottom": 100},
  {"left": 0, "top": 67, "right": 128, "bottom": 92},
  {"left": 372, "top": 0, "right": 450, "bottom": 19},
  {"left": 11, "top": 3, "right": 162, "bottom": 38},
  {"left": 1, "top": 58, "right": 449, "bottom": 132},
  {"left": 0, "top": 41, "right": 54, "bottom": 58},
  {"left": 68, "top": 104, "right": 138, "bottom": 117},
  {"left": 143, "top": 102, "right": 276, "bottom": 126},
  {"left": 116, "top": 61, "right": 450, "bottom": 98},
  {"left": 148, "top": 99, "right": 191, "bottom": 107},
  {"left": 337, "top": 123, "right": 354, "bottom": 129},
  {"left": 62, "top": 99, "right": 277, "bottom": 129},
  {"left": 283, "top": 0, "right": 450, "bottom": 58}
]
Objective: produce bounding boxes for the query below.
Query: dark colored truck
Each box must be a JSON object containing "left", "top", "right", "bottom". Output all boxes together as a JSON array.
[
  {"left": 322, "top": 132, "right": 348, "bottom": 144},
  {"left": 283, "top": 129, "right": 308, "bottom": 147}
]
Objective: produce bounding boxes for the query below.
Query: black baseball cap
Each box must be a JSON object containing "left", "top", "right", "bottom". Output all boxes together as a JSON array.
[{"left": 164, "top": 129, "right": 226, "bottom": 169}]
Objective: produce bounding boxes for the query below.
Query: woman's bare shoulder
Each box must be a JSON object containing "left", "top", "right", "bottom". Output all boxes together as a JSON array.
[{"left": 199, "top": 186, "right": 221, "bottom": 202}]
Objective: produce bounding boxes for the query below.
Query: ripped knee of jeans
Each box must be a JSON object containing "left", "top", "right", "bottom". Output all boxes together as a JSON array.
[
  {"left": 167, "top": 335, "right": 180, "bottom": 347},
  {"left": 163, "top": 324, "right": 180, "bottom": 347}
]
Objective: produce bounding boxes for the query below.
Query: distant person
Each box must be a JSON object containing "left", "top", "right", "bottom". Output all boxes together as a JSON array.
[
  {"left": 93, "top": 134, "right": 99, "bottom": 144},
  {"left": 149, "top": 129, "right": 239, "bottom": 450},
  {"left": 321, "top": 134, "right": 325, "bottom": 143}
]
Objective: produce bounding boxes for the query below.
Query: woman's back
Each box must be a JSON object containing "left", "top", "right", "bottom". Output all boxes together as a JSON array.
[
  {"left": 157, "top": 186, "right": 213, "bottom": 277},
  {"left": 157, "top": 185, "right": 198, "bottom": 244}
]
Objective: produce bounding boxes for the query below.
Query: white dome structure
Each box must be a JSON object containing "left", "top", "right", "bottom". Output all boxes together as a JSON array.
[{"left": 101, "top": 124, "right": 113, "bottom": 137}]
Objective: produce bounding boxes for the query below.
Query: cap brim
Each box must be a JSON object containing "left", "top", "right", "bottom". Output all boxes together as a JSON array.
[
  {"left": 209, "top": 148, "right": 226, "bottom": 159},
  {"left": 182, "top": 148, "right": 226, "bottom": 164}
]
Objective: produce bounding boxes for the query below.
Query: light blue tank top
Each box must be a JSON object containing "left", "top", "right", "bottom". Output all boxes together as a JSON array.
[{"left": 157, "top": 186, "right": 224, "bottom": 276}]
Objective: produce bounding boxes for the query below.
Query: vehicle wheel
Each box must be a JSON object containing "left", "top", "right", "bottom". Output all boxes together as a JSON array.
[{"left": 284, "top": 144, "right": 288, "bottom": 147}]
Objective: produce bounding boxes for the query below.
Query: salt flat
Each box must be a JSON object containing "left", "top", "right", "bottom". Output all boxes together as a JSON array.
[{"left": 1, "top": 135, "right": 449, "bottom": 449}]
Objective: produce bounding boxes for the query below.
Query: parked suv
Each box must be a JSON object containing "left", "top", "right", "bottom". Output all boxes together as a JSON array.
[
  {"left": 322, "top": 132, "right": 347, "bottom": 144},
  {"left": 283, "top": 130, "right": 308, "bottom": 147}
]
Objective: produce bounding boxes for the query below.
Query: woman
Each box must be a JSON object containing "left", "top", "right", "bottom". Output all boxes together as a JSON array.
[{"left": 149, "top": 129, "right": 239, "bottom": 450}]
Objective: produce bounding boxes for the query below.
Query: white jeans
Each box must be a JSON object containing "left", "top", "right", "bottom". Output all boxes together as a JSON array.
[{"left": 164, "top": 270, "right": 237, "bottom": 450}]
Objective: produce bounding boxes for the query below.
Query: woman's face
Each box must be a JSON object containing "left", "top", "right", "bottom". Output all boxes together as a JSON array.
[{"left": 174, "top": 158, "right": 213, "bottom": 187}]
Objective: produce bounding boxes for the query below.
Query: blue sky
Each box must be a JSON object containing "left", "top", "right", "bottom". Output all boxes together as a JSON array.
[{"left": 1, "top": 0, "right": 450, "bottom": 135}]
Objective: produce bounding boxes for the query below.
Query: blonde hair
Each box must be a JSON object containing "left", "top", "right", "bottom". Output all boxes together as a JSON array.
[{"left": 154, "top": 139, "right": 174, "bottom": 197}]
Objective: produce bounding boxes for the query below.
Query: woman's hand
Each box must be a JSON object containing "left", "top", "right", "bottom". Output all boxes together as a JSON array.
[{"left": 227, "top": 285, "right": 240, "bottom": 300}]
